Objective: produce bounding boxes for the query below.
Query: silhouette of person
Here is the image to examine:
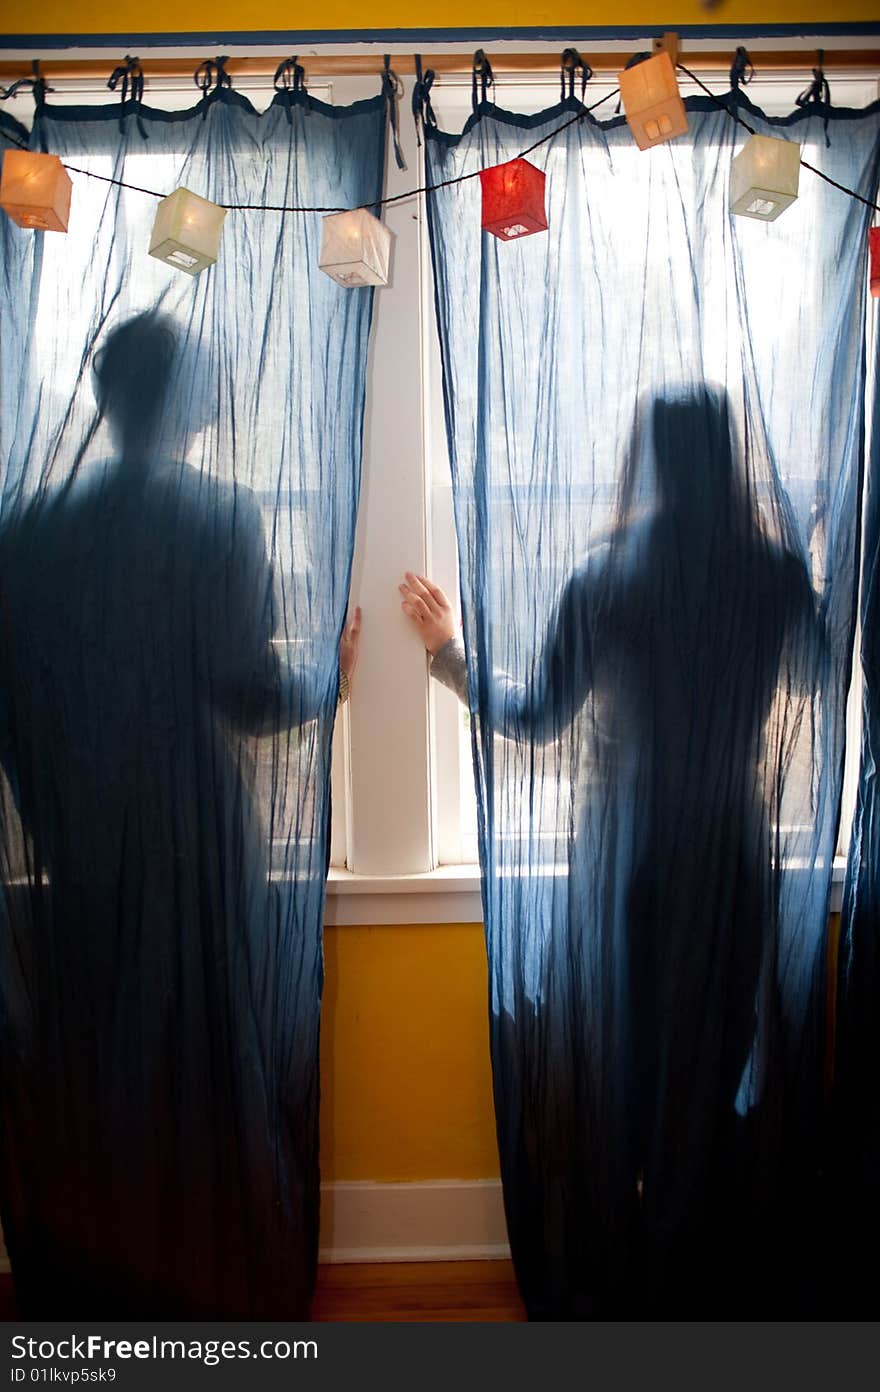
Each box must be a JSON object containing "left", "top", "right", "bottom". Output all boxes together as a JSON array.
[
  {"left": 0, "top": 312, "right": 360, "bottom": 1317},
  {"left": 401, "top": 384, "right": 819, "bottom": 1316}
]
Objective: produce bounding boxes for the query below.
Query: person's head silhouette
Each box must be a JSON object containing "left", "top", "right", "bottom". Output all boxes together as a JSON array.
[
  {"left": 92, "top": 312, "right": 178, "bottom": 463},
  {"left": 651, "top": 384, "right": 736, "bottom": 522},
  {"left": 92, "top": 312, "right": 216, "bottom": 470}
]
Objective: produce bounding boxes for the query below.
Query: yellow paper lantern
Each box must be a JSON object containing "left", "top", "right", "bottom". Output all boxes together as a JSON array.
[
  {"left": 0, "top": 150, "right": 72, "bottom": 232},
  {"left": 148, "top": 187, "right": 228, "bottom": 276},
  {"left": 618, "top": 52, "right": 689, "bottom": 151},
  {"left": 319, "top": 208, "right": 392, "bottom": 288},
  {"left": 729, "top": 134, "right": 801, "bottom": 222}
]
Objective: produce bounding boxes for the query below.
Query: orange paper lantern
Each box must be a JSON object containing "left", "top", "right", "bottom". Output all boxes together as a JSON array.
[
  {"left": 0, "top": 150, "right": 72, "bottom": 232},
  {"left": 479, "top": 158, "right": 548, "bottom": 241},
  {"left": 870, "top": 227, "right": 880, "bottom": 298},
  {"left": 618, "top": 52, "right": 689, "bottom": 151}
]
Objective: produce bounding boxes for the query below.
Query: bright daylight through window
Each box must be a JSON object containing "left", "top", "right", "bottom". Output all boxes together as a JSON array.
[{"left": 5, "top": 54, "right": 876, "bottom": 919}]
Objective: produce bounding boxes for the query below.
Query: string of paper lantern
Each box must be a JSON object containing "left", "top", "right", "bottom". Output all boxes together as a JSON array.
[
  {"left": 677, "top": 60, "right": 880, "bottom": 219},
  {"left": 0, "top": 43, "right": 878, "bottom": 294}
]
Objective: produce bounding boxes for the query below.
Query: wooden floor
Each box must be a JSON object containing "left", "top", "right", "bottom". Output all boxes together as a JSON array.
[
  {"left": 311, "top": 1260, "right": 525, "bottom": 1322},
  {"left": 0, "top": 1261, "right": 526, "bottom": 1322}
]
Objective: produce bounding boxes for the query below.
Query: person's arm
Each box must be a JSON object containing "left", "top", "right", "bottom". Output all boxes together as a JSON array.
[
  {"left": 217, "top": 485, "right": 362, "bottom": 732},
  {"left": 398, "top": 572, "right": 467, "bottom": 701},
  {"left": 337, "top": 605, "right": 362, "bottom": 707},
  {"left": 431, "top": 636, "right": 468, "bottom": 704},
  {"left": 399, "top": 570, "right": 593, "bottom": 744}
]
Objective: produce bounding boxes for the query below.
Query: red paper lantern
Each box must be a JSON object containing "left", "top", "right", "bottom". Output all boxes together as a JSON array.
[
  {"left": 870, "top": 227, "right": 880, "bottom": 298},
  {"left": 479, "top": 158, "right": 548, "bottom": 242}
]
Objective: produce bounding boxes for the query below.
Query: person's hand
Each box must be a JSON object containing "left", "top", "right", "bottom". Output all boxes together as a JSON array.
[
  {"left": 339, "top": 606, "right": 362, "bottom": 682},
  {"left": 399, "top": 573, "right": 456, "bottom": 656}
]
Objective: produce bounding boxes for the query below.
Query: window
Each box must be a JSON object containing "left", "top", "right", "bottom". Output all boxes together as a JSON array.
[
  {"left": 415, "top": 67, "right": 880, "bottom": 900},
  {"left": 3, "top": 50, "right": 876, "bottom": 923}
]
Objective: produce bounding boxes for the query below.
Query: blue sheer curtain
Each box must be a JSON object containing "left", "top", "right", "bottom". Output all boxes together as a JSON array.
[
  {"left": 835, "top": 327, "right": 880, "bottom": 1317},
  {"left": 0, "top": 83, "right": 384, "bottom": 1317},
  {"left": 425, "top": 89, "right": 880, "bottom": 1317}
]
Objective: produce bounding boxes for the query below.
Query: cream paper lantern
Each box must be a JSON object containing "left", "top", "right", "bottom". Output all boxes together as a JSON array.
[
  {"left": 0, "top": 150, "right": 72, "bottom": 232},
  {"left": 319, "top": 208, "right": 392, "bottom": 288},
  {"left": 729, "top": 134, "right": 801, "bottom": 222},
  {"left": 148, "top": 187, "right": 228, "bottom": 275}
]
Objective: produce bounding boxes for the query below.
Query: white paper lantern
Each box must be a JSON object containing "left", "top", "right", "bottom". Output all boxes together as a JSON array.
[
  {"left": 0, "top": 150, "right": 72, "bottom": 232},
  {"left": 319, "top": 208, "right": 392, "bottom": 288},
  {"left": 729, "top": 134, "right": 801, "bottom": 222},
  {"left": 148, "top": 187, "right": 228, "bottom": 275}
]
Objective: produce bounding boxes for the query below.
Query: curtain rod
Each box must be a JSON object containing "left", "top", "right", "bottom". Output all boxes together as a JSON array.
[{"left": 1, "top": 50, "right": 879, "bottom": 83}]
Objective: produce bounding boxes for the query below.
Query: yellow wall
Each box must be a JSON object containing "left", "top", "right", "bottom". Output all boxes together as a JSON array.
[
  {"left": 3, "top": 1, "right": 878, "bottom": 37},
  {"left": 320, "top": 911, "right": 843, "bottom": 1182},
  {"left": 321, "top": 923, "right": 499, "bottom": 1181}
]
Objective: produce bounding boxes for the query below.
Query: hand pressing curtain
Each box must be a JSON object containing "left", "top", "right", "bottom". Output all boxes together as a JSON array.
[
  {"left": 424, "top": 87, "right": 880, "bottom": 1317},
  {"left": 0, "top": 83, "right": 383, "bottom": 1318}
]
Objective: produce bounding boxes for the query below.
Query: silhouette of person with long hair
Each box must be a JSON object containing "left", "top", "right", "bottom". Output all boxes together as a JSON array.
[
  {"left": 401, "top": 384, "right": 818, "bottom": 1316},
  {"left": 0, "top": 312, "right": 360, "bottom": 1317}
]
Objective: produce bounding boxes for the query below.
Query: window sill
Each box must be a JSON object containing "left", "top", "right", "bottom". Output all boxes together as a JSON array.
[
  {"left": 325, "top": 865, "right": 483, "bottom": 926},
  {"left": 324, "top": 857, "right": 848, "bottom": 927}
]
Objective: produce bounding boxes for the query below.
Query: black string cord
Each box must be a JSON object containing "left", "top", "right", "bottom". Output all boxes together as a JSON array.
[
  {"left": 1, "top": 87, "right": 619, "bottom": 213},
  {"left": 2, "top": 64, "right": 878, "bottom": 217},
  {"left": 677, "top": 62, "right": 880, "bottom": 215}
]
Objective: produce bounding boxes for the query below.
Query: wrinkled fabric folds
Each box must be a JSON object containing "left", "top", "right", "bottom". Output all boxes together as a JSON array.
[
  {"left": 835, "top": 329, "right": 880, "bottom": 1317},
  {"left": 0, "top": 88, "right": 384, "bottom": 1317},
  {"left": 425, "top": 90, "right": 880, "bottom": 1317}
]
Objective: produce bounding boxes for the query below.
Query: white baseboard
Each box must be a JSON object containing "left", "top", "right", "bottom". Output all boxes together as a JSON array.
[
  {"left": 0, "top": 1179, "right": 510, "bottom": 1277},
  {"left": 318, "top": 1179, "right": 510, "bottom": 1264}
]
